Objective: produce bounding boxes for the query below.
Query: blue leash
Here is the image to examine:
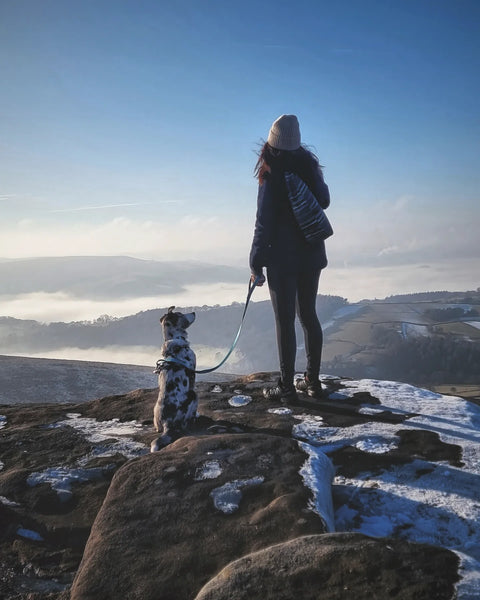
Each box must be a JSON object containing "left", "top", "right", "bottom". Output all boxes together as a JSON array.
[{"left": 155, "top": 276, "right": 260, "bottom": 375}]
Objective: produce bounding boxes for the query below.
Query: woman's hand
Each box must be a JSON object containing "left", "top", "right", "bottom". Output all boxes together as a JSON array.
[{"left": 251, "top": 273, "right": 266, "bottom": 287}]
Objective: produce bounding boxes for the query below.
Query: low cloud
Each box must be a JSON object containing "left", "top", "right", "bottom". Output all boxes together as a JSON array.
[
  {"left": 1, "top": 258, "right": 476, "bottom": 324},
  {"left": 9, "top": 346, "right": 159, "bottom": 367},
  {"left": 0, "top": 282, "right": 265, "bottom": 322}
]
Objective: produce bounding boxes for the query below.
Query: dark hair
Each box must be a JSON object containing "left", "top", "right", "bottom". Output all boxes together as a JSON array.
[{"left": 254, "top": 141, "right": 323, "bottom": 184}]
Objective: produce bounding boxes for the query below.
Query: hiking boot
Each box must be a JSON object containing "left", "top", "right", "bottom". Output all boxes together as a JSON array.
[
  {"left": 295, "top": 374, "right": 324, "bottom": 399},
  {"left": 263, "top": 379, "right": 299, "bottom": 404}
]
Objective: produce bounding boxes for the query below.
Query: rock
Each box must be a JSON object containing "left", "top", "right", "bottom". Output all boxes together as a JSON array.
[
  {"left": 0, "top": 373, "right": 470, "bottom": 599},
  {"left": 69, "top": 433, "right": 330, "bottom": 600},
  {"left": 194, "top": 533, "right": 459, "bottom": 600}
]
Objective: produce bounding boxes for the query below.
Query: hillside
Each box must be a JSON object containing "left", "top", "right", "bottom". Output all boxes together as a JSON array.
[
  {"left": 0, "top": 355, "right": 234, "bottom": 405},
  {"left": 1, "top": 290, "right": 479, "bottom": 390},
  {"left": 0, "top": 295, "right": 347, "bottom": 373},
  {"left": 322, "top": 290, "right": 480, "bottom": 388},
  {"left": 0, "top": 256, "right": 247, "bottom": 299}
]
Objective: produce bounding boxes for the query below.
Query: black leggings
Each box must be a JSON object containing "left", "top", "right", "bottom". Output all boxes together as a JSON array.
[{"left": 267, "top": 266, "right": 323, "bottom": 387}]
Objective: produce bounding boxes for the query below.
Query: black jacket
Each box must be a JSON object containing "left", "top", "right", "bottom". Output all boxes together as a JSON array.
[{"left": 249, "top": 149, "right": 330, "bottom": 276}]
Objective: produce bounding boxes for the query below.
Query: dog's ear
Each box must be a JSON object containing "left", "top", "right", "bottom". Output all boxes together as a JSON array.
[
  {"left": 183, "top": 312, "right": 196, "bottom": 328},
  {"left": 160, "top": 306, "right": 176, "bottom": 324}
]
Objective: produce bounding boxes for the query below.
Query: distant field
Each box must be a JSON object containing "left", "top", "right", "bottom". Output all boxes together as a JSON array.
[
  {"left": 433, "top": 321, "right": 480, "bottom": 338},
  {"left": 322, "top": 297, "right": 480, "bottom": 383},
  {"left": 430, "top": 384, "right": 480, "bottom": 405}
]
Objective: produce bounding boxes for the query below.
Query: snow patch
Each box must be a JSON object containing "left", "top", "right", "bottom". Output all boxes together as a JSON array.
[
  {"left": 0, "top": 496, "right": 20, "bottom": 507},
  {"left": 267, "top": 407, "right": 293, "bottom": 415},
  {"left": 210, "top": 477, "right": 264, "bottom": 514},
  {"left": 401, "top": 322, "right": 430, "bottom": 339},
  {"left": 31, "top": 414, "right": 149, "bottom": 500},
  {"left": 358, "top": 406, "right": 386, "bottom": 415},
  {"left": 313, "top": 378, "right": 480, "bottom": 598},
  {"left": 292, "top": 414, "right": 326, "bottom": 442},
  {"left": 289, "top": 377, "right": 480, "bottom": 594},
  {"left": 58, "top": 413, "right": 145, "bottom": 443},
  {"left": 228, "top": 395, "right": 252, "bottom": 407},
  {"left": 52, "top": 413, "right": 148, "bottom": 460},
  {"left": 78, "top": 439, "right": 147, "bottom": 463},
  {"left": 17, "top": 528, "right": 44, "bottom": 542},
  {"left": 211, "top": 385, "right": 222, "bottom": 393},
  {"left": 0, "top": 415, "right": 6, "bottom": 429},
  {"left": 298, "top": 442, "right": 335, "bottom": 532},
  {"left": 455, "top": 552, "right": 480, "bottom": 600},
  {"left": 27, "top": 466, "right": 109, "bottom": 501},
  {"left": 194, "top": 460, "right": 222, "bottom": 481},
  {"left": 354, "top": 436, "right": 399, "bottom": 454}
]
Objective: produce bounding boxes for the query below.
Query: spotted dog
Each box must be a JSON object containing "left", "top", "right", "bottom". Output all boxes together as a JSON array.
[{"left": 151, "top": 306, "right": 197, "bottom": 451}]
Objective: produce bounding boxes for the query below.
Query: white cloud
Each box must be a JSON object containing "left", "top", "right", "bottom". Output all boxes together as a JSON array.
[
  {"left": 327, "top": 199, "right": 479, "bottom": 267},
  {"left": 0, "top": 197, "right": 478, "bottom": 313}
]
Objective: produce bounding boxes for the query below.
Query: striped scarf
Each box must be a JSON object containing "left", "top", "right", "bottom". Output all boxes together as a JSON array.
[{"left": 284, "top": 171, "right": 333, "bottom": 243}]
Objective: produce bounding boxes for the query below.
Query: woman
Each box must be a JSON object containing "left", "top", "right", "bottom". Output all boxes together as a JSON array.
[{"left": 249, "top": 114, "right": 330, "bottom": 403}]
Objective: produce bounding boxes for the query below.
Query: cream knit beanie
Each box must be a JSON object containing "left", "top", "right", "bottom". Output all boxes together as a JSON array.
[{"left": 267, "top": 114, "right": 301, "bottom": 151}]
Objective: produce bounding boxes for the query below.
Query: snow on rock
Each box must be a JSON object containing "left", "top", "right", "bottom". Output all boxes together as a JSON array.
[
  {"left": 27, "top": 466, "right": 109, "bottom": 501},
  {"left": 228, "top": 395, "right": 252, "bottom": 407},
  {"left": 267, "top": 407, "right": 293, "bottom": 415},
  {"left": 354, "top": 436, "right": 399, "bottom": 454},
  {"left": 284, "top": 377, "right": 480, "bottom": 596},
  {"left": 53, "top": 413, "right": 149, "bottom": 460},
  {"left": 17, "top": 528, "right": 44, "bottom": 542},
  {"left": 0, "top": 415, "right": 6, "bottom": 429},
  {"left": 455, "top": 553, "right": 480, "bottom": 600},
  {"left": 27, "top": 414, "right": 150, "bottom": 502},
  {"left": 1, "top": 496, "right": 20, "bottom": 507},
  {"left": 298, "top": 443, "right": 335, "bottom": 532},
  {"left": 194, "top": 460, "right": 223, "bottom": 481},
  {"left": 58, "top": 413, "right": 145, "bottom": 442},
  {"left": 323, "top": 378, "right": 480, "bottom": 597},
  {"left": 210, "top": 476, "right": 265, "bottom": 514},
  {"left": 292, "top": 414, "right": 326, "bottom": 442}
]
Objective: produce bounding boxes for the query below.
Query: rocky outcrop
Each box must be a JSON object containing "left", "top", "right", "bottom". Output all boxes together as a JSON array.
[
  {"left": 70, "top": 433, "right": 331, "bottom": 600},
  {"left": 1, "top": 373, "right": 468, "bottom": 600},
  {"left": 194, "top": 533, "right": 457, "bottom": 600}
]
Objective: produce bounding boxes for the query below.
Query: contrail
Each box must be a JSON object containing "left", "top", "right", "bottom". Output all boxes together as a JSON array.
[{"left": 49, "top": 202, "right": 174, "bottom": 213}]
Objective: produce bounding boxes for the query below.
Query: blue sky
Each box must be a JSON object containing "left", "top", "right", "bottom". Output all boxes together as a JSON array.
[{"left": 1, "top": 0, "right": 479, "bottom": 304}]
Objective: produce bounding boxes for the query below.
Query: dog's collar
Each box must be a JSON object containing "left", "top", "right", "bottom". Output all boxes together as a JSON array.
[
  {"left": 154, "top": 357, "right": 194, "bottom": 374},
  {"left": 154, "top": 276, "right": 260, "bottom": 376}
]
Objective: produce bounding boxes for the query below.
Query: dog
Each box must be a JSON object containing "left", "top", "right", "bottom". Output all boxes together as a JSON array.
[{"left": 151, "top": 306, "right": 198, "bottom": 452}]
